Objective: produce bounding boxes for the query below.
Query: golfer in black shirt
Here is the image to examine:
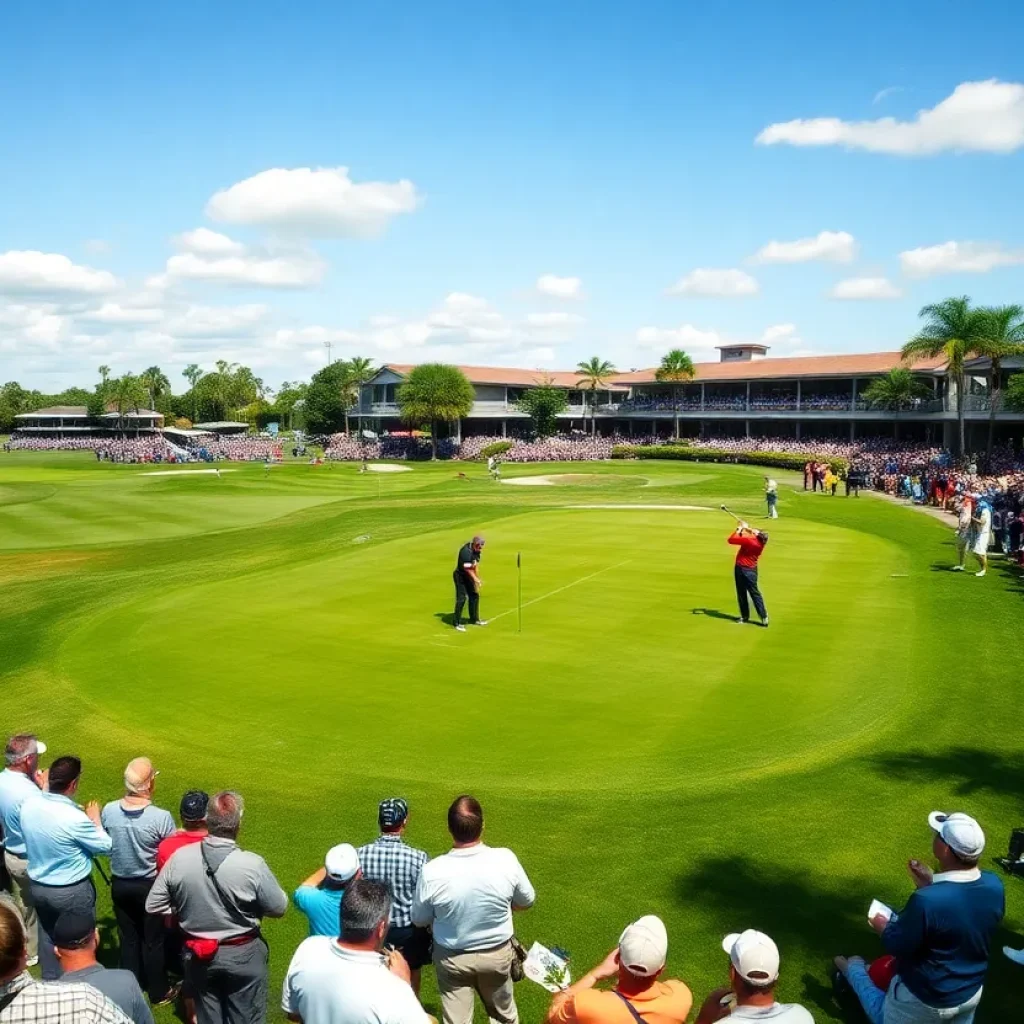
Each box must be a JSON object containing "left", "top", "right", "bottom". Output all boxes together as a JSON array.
[{"left": 453, "top": 536, "right": 487, "bottom": 632}]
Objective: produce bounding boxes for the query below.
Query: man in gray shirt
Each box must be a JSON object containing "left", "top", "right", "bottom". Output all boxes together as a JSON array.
[
  {"left": 54, "top": 911, "right": 154, "bottom": 1024},
  {"left": 145, "top": 791, "right": 287, "bottom": 1024}
]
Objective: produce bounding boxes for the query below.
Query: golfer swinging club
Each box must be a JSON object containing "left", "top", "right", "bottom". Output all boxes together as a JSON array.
[
  {"left": 729, "top": 520, "right": 770, "bottom": 627},
  {"left": 453, "top": 535, "right": 488, "bottom": 632}
]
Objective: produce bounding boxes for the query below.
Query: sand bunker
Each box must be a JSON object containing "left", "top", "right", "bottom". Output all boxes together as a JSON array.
[
  {"left": 501, "top": 475, "right": 555, "bottom": 486},
  {"left": 366, "top": 463, "right": 412, "bottom": 473}
]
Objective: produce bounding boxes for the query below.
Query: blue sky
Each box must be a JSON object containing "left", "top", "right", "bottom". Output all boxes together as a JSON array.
[{"left": 3, "top": 0, "right": 1024, "bottom": 390}]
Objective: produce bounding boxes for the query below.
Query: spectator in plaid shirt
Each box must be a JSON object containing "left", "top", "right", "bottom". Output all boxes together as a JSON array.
[
  {"left": 0, "top": 902, "right": 131, "bottom": 1024},
  {"left": 357, "top": 799, "right": 430, "bottom": 995}
]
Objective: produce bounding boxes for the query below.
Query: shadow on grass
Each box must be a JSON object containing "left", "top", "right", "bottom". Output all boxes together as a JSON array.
[
  {"left": 869, "top": 747, "right": 1024, "bottom": 801},
  {"left": 675, "top": 856, "right": 869, "bottom": 1020},
  {"left": 691, "top": 607, "right": 738, "bottom": 622},
  {"left": 434, "top": 611, "right": 455, "bottom": 626}
]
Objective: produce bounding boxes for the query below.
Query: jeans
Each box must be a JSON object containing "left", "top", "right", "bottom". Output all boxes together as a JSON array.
[
  {"left": 734, "top": 565, "right": 767, "bottom": 622},
  {"left": 847, "top": 962, "right": 983, "bottom": 1024},
  {"left": 111, "top": 875, "right": 169, "bottom": 1002},
  {"left": 29, "top": 876, "right": 96, "bottom": 980}
]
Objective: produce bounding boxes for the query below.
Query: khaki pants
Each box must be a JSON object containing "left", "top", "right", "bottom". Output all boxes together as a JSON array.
[
  {"left": 3, "top": 852, "right": 37, "bottom": 960},
  {"left": 434, "top": 942, "right": 517, "bottom": 1024}
]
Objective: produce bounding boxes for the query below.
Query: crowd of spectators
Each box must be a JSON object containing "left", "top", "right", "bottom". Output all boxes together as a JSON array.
[
  {"left": 324, "top": 435, "right": 457, "bottom": 461},
  {"left": 616, "top": 393, "right": 881, "bottom": 413},
  {"left": 0, "top": 733, "right": 1019, "bottom": 1024}
]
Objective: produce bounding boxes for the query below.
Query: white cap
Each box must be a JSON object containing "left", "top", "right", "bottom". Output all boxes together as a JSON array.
[
  {"left": 722, "top": 930, "right": 780, "bottom": 985},
  {"left": 928, "top": 811, "right": 985, "bottom": 859},
  {"left": 618, "top": 915, "right": 668, "bottom": 977},
  {"left": 34, "top": 741, "right": 47, "bottom": 755},
  {"left": 324, "top": 843, "right": 360, "bottom": 882}
]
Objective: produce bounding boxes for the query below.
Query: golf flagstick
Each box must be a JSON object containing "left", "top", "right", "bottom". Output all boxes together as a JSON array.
[{"left": 517, "top": 551, "right": 522, "bottom": 633}]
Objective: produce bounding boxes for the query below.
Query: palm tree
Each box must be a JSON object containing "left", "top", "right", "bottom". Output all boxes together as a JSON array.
[
  {"left": 575, "top": 357, "right": 616, "bottom": 436},
  {"left": 108, "top": 373, "right": 147, "bottom": 437},
  {"left": 98, "top": 365, "right": 111, "bottom": 387},
  {"left": 654, "top": 349, "right": 696, "bottom": 440},
  {"left": 974, "top": 305, "right": 1024, "bottom": 457},
  {"left": 139, "top": 366, "right": 171, "bottom": 410},
  {"left": 397, "top": 364, "right": 474, "bottom": 459},
  {"left": 901, "top": 296, "right": 986, "bottom": 456},
  {"left": 860, "top": 369, "right": 932, "bottom": 441},
  {"left": 182, "top": 364, "right": 202, "bottom": 422},
  {"left": 345, "top": 356, "right": 376, "bottom": 436}
]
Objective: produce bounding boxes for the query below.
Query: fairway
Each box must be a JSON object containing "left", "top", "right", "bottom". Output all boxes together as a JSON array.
[{"left": 1, "top": 454, "right": 1021, "bottom": 1022}]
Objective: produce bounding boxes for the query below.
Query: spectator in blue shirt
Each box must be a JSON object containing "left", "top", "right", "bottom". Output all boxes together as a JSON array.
[
  {"left": 293, "top": 844, "right": 362, "bottom": 937},
  {"left": 0, "top": 734, "right": 47, "bottom": 967},
  {"left": 835, "top": 810, "right": 1004, "bottom": 1024},
  {"left": 20, "top": 756, "right": 112, "bottom": 980},
  {"left": 101, "top": 758, "right": 176, "bottom": 1005}
]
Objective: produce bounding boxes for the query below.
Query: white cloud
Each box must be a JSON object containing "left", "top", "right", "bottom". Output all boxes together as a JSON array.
[
  {"left": 535, "top": 274, "right": 583, "bottom": 300},
  {"left": 174, "top": 228, "right": 247, "bottom": 256},
  {"left": 899, "top": 240, "right": 1024, "bottom": 277},
  {"left": 163, "top": 304, "right": 270, "bottom": 338},
  {"left": 667, "top": 268, "right": 759, "bottom": 298},
  {"left": 206, "top": 166, "right": 420, "bottom": 238},
  {"left": 84, "top": 239, "right": 111, "bottom": 255},
  {"left": 80, "top": 303, "right": 165, "bottom": 326},
  {"left": 0, "top": 251, "right": 120, "bottom": 297},
  {"left": 830, "top": 276, "right": 903, "bottom": 300},
  {"left": 760, "top": 323, "right": 797, "bottom": 343},
  {"left": 631, "top": 322, "right": 811, "bottom": 365},
  {"left": 757, "top": 79, "right": 1024, "bottom": 155},
  {"left": 873, "top": 86, "right": 903, "bottom": 105},
  {"left": 752, "top": 230, "right": 856, "bottom": 264}
]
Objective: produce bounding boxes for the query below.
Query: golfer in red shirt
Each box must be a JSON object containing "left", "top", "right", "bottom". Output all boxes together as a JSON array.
[{"left": 728, "top": 523, "right": 769, "bottom": 627}]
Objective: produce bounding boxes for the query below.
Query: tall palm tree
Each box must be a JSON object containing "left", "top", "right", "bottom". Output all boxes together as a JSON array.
[
  {"left": 345, "top": 356, "right": 376, "bottom": 436},
  {"left": 139, "top": 366, "right": 170, "bottom": 410},
  {"left": 182, "top": 364, "right": 202, "bottom": 422},
  {"left": 575, "top": 357, "right": 616, "bottom": 436},
  {"left": 901, "top": 296, "right": 986, "bottom": 456},
  {"left": 974, "top": 304, "right": 1024, "bottom": 457},
  {"left": 98, "top": 365, "right": 111, "bottom": 387},
  {"left": 654, "top": 349, "right": 696, "bottom": 440},
  {"left": 108, "top": 373, "right": 147, "bottom": 437},
  {"left": 860, "top": 369, "right": 932, "bottom": 441}
]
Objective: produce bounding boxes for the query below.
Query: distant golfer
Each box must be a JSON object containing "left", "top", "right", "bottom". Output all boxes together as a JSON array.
[
  {"left": 764, "top": 477, "right": 778, "bottom": 519},
  {"left": 487, "top": 455, "right": 501, "bottom": 482},
  {"left": 453, "top": 535, "right": 488, "bottom": 632},
  {"left": 953, "top": 496, "right": 974, "bottom": 572},
  {"left": 729, "top": 522, "right": 769, "bottom": 627}
]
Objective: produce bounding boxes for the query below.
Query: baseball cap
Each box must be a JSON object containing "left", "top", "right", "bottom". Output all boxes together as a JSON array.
[
  {"left": 618, "top": 915, "right": 668, "bottom": 977},
  {"left": 379, "top": 798, "right": 409, "bottom": 829},
  {"left": 324, "top": 843, "right": 360, "bottom": 882},
  {"left": 180, "top": 790, "right": 209, "bottom": 822},
  {"left": 928, "top": 811, "right": 986, "bottom": 859},
  {"left": 53, "top": 911, "right": 96, "bottom": 950},
  {"left": 722, "top": 930, "right": 780, "bottom": 985},
  {"left": 124, "top": 757, "right": 159, "bottom": 794}
]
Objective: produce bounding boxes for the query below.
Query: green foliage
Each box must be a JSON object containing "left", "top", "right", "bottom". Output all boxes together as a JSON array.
[
  {"left": 304, "top": 361, "right": 351, "bottom": 434},
  {"left": 655, "top": 349, "right": 697, "bottom": 439},
  {"left": 861, "top": 369, "right": 932, "bottom": 410},
  {"left": 1004, "top": 373, "right": 1024, "bottom": 413},
  {"left": 611, "top": 444, "right": 847, "bottom": 473},
  {"left": 398, "top": 364, "right": 474, "bottom": 458},
  {"left": 477, "top": 440, "right": 513, "bottom": 459},
  {"left": 575, "top": 356, "right": 617, "bottom": 436},
  {"left": 516, "top": 384, "right": 568, "bottom": 437}
]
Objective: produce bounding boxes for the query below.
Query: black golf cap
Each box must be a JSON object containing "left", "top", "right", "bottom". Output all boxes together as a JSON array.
[
  {"left": 180, "top": 790, "right": 209, "bottom": 822},
  {"left": 53, "top": 911, "right": 96, "bottom": 949}
]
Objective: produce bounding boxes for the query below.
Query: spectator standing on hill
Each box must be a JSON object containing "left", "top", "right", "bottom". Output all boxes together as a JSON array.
[
  {"left": 358, "top": 798, "right": 430, "bottom": 995},
  {"left": 803, "top": 462, "right": 811, "bottom": 491},
  {"left": 728, "top": 523, "right": 769, "bottom": 628},
  {"left": 971, "top": 498, "right": 992, "bottom": 578},
  {"left": 412, "top": 795, "right": 535, "bottom": 1024},
  {"left": 546, "top": 915, "right": 692, "bottom": 1024},
  {"left": 156, "top": 790, "right": 209, "bottom": 872},
  {"left": 21, "top": 755, "right": 112, "bottom": 980},
  {"left": 764, "top": 478, "right": 778, "bottom": 519},
  {"left": 293, "top": 844, "right": 361, "bottom": 938},
  {"left": 282, "top": 879, "right": 429, "bottom": 1024},
  {"left": 101, "top": 758, "right": 176, "bottom": 1004},
  {"left": 453, "top": 537, "right": 487, "bottom": 633},
  {"left": 54, "top": 910, "right": 154, "bottom": 1024},
  {"left": 145, "top": 791, "right": 288, "bottom": 1024},
  {"left": 953, "top": 497, "right": 974, "bottom": 572},
  {"left": 0, "top": 902, "right": 132, "bottom": 1024},
  {"left": 834, "top": 811, "right": 1004, "bottom": 1024},
  {"left": 0, "top": 734, "right": 47, "bottom": 967},
  {"left": 695, "top": 930, "right": 813, "bottom": 1023}
]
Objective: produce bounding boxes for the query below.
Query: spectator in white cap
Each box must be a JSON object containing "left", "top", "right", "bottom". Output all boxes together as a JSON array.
[
  {"left": 546, "top": 914, "right": 692, "bottom": 1024},
  {"left": 0, "top": 734, "right": 47, "bottom": 967},
  {"left": 695, "top": 930, "right": 813, "bottom": 1023},
  {"left": 834, "top": 810, "right": 1004, "bottom": 1024},
  {"left": 293, "top": 844, "right": 362, "bottom": 937}
]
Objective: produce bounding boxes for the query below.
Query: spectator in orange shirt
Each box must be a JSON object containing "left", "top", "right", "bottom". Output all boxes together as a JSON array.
[{"left": 545, "top": 915, "right": 692, "bottom": 1024}]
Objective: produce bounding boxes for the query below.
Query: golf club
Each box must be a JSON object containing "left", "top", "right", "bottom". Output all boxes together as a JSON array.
[{"left": 720, "top": 504, "right": 744, "bottom": 523}]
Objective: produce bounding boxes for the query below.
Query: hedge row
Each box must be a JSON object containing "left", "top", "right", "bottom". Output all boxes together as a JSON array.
[
  {"left": 477, "top": 440, "right": 514, "bottom": 459},
  {"left": 611, "top": 444, "right": 848, "bottom": 473}
]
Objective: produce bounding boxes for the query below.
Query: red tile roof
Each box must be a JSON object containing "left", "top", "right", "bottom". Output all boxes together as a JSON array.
[{"left": 382, "top": 363, "right": 628, "bottom": 389}]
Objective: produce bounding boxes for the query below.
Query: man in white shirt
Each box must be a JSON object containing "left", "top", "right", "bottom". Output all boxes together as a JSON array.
[
  {"left": 694, "top": 930, "right": 814, "bottom": 1023},
  {"left": 412, "top": 795, "right": 535, "bottom": 1024},
  {"left": 0, "top": 734, "right": 47, "bottom": 967},
  {"left": 283, "top": 879, "right": 427, "bottom": 1024}
]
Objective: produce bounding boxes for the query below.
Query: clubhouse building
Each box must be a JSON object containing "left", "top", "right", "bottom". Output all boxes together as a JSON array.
[
  {"left": 12, "top": 405, "right": 164, "bottom": 437},
  {"left": 359, "top": 345, "right": 1024, "bottom": 449}
]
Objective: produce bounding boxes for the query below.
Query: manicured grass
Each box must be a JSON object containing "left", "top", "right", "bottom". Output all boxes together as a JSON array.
[{"left": 1, "top": 452, "right": 1021, "bottom": 1022}]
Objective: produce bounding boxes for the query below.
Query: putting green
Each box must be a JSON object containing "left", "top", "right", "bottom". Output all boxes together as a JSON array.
[{"left": 1, "top": 452, "right": 1020, "bottom": 1023}]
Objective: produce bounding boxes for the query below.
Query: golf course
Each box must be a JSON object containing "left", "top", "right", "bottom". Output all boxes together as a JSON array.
[{"left": 1, "top": 453, "right": 1021, "bottom": 1022}]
